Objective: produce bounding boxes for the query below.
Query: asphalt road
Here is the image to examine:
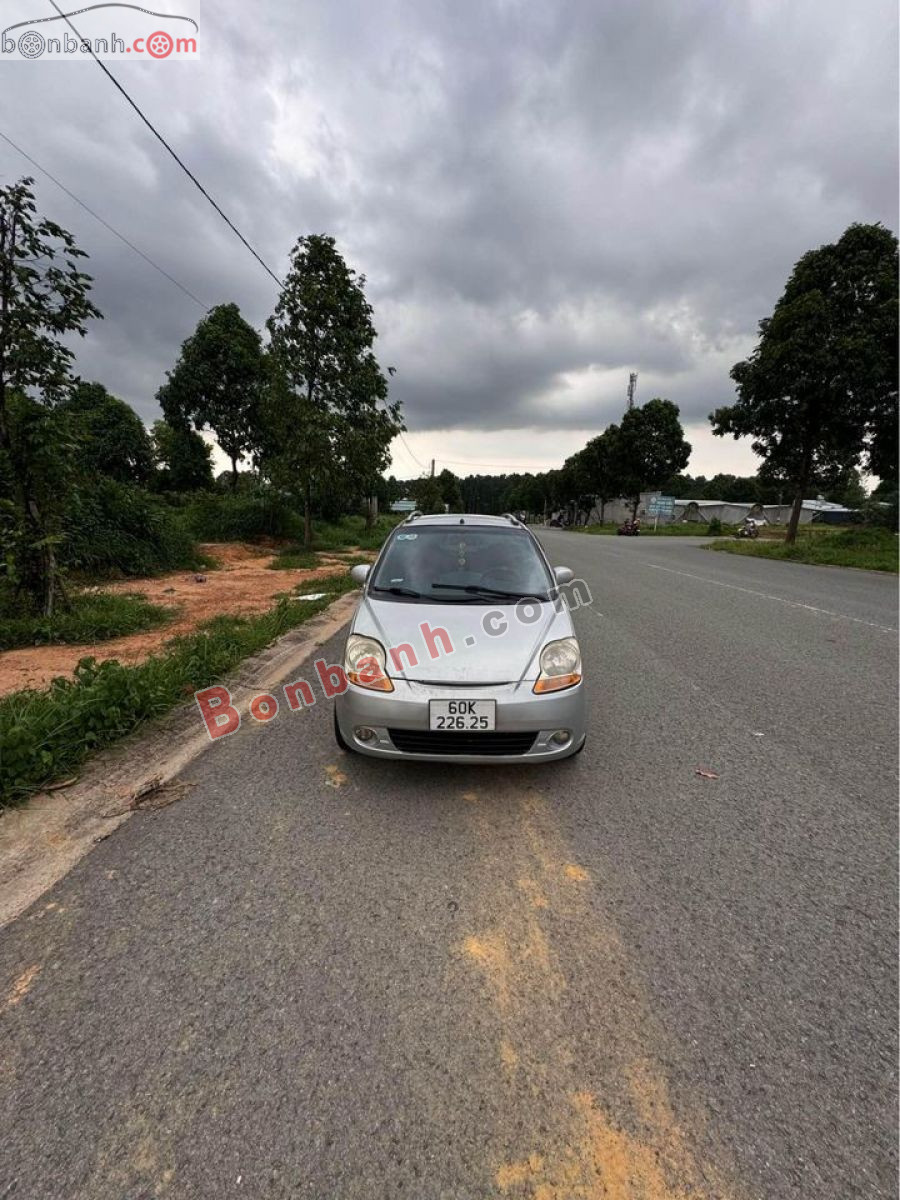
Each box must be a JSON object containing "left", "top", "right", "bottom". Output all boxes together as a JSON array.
[{"left": 2, "top": 532, "right": 897, "bottom": 1199}]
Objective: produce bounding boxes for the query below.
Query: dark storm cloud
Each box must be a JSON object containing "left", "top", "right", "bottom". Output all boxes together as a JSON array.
[{"left": 1, "top": 0, "right": 896, "bottom": 443}]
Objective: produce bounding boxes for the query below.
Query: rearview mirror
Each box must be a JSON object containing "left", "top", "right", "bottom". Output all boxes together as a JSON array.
[
  {"left": 350, "top": 564, "right": 370, "bottom": 584},
  {"left": 554, "top": 566, "right": 574, "bottom": 585}
]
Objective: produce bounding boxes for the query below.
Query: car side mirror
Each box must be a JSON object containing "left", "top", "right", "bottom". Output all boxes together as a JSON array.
[
  {"left": 350, "top": 564, "right": 370, "bottom": 584},
  {"left": 554, "top": 566, "right": 574, "bottom": 585}
]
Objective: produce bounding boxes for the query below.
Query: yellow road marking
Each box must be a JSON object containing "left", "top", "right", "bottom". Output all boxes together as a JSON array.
[
  {"left": 458, "top": 780, "right": 737, "bottom": 1199},
  {"left": 4, "top": 964, "right": 41, "bottom": 1009},
  {"left": 324, "top": 764, "right": 348, "bottom": 788}
]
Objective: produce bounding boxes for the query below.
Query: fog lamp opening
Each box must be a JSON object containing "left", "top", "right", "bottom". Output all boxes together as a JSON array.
[
  {"left": 355, "top": 726, "right": 377, "bottom": 742},
  {"left": 550, "top": 729, "right": 572, "bottom": 746}
]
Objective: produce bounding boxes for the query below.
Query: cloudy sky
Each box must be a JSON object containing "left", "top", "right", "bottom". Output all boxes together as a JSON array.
[{"left": 2, "top": 0, "right": 897, "bottom": 479}]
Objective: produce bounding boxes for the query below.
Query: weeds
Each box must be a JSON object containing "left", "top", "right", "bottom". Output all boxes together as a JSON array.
[
  {"left": 708, "top": 527, "right": 897, "bottom": 572},
  {"left": 311, "top": 514, "right": 404, "bottom": 551},
  {"left": 0, "top": 574, "right": 356, "bottom": 806},
  {"left": 267, "top": 546, "right": 321, "bottom": 570},
  {"left": 180, "top": 492, "right": 305, "bottom": 542},
  {"left": 571, "top": 522, "right": 732, "bottom": 536},
  {"left": 0, "top": 590, "right": 174, "bottom": 651}
]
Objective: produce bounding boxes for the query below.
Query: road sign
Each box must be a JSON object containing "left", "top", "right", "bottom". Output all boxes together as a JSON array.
[{"left": 646, "top": 495, "right": 675, "bottom": 518}]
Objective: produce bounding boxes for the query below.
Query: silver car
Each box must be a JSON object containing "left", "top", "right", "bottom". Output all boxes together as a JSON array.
[{"left": 334, "top": 513, "right": 586, "bottom": 763}]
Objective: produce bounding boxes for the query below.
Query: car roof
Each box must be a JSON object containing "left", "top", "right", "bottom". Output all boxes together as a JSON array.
[{"left": 400, "top": 513, "right": 523, "bottom": 528}]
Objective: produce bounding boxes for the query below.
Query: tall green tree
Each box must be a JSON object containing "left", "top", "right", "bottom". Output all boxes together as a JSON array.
[
  {"left": 436, "top": 468, "right": 463, "bottom": 511},
  {"left": 264, "top": 235, "right": 402, "bottom": 546},
  {"left": 408, "top": 474, "right": 446, "bottom": 514},
  {"left": 579, "top": 429, "right": 621, "bottom": 522},
  {"left": 711, "top": 223, "right": 898, "bottom": 543},
  {"left": 60, "top": 381, "right": 154, "bottom": 485},
  {"left": 557, "top": 450, "right": 597, "bottom": 524},
  {"left": 159, "top": 302, "right": 265, "bottom": 490},
  {"left": 610, "top": 399, "right": 691, "bottom": 519},
  {"left": 339, "top": 401, "right": 405, "bottom": 528},
  {"left": 150, "top": 419, "right": 214, "bottom": 492},
  {"left": 0, "top": 178, "right": 101, "bottom": 613}
]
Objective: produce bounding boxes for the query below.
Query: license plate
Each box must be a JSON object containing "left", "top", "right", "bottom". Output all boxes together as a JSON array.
[{"left": 429, "top": 699, "right": 496, "bottom": 731}]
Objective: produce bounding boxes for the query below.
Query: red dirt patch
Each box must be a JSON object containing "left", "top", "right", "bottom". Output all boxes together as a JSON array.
[{"left": 0, "top": 542, "right": 359, "bottom": 698}]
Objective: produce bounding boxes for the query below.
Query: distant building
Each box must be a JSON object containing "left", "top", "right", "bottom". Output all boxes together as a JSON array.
[
  {"left": 390, "top": 497, "right": 417, "bottom": 513},
  {"left": 588, "top": 494, "right": 861, "bottom": 526}
]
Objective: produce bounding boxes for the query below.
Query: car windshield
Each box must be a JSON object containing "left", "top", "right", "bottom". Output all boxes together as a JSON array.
[{"left": 369, "top": 525, "right": 552, "bottom": 603}]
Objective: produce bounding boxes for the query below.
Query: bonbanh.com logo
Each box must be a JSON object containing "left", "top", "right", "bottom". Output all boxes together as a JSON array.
[{"left": 2, "top": 3, "right": 199, "bottom": 59}]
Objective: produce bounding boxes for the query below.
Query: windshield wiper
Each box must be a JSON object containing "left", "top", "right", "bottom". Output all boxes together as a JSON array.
[
  {"left": 370, "top": 584, "right": 423, "bottom": 598},
  {"left": 430, "top": 583, "right": 548, "bottom": 601}
]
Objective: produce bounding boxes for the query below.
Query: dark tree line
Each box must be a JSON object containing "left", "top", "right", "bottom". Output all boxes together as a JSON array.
[
  {"left": 0, "top": 179, "right": 403, "bottom": 612},
  {"left": 394, "top": 398, "right": 692, "bottom": 523}
]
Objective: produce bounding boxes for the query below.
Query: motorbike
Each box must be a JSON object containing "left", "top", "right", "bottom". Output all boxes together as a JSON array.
[
  {"left": 737, "top": 521, "right": 760, "bottom": 539},
  {"left": 617, "top": 519, "right": 641, "bottom": 536}
]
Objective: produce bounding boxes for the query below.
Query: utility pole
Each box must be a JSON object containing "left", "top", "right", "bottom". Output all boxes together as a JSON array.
[
  {"left": 430, "top": 458, "right": 435, "bottom": 478},
  {"left": 626, "top": 372, "right": 638, "bottom": 412}
]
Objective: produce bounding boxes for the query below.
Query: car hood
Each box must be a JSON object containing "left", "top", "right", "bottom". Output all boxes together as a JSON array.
[{"left": 350, "top": 595, "right": 574, "bottom": 684}]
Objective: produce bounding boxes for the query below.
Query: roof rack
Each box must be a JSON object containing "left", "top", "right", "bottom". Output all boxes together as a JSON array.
[
  {"left": 500, "top": 512, "right": 521, "bottom": 525},
  {"left": 404, "top": 510, "right": 423, "bottom": 523}
]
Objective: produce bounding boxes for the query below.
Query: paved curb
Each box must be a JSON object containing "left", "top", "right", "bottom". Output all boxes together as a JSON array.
[{"left": 0, "top": 591, "right": 359, "bottom": 929}]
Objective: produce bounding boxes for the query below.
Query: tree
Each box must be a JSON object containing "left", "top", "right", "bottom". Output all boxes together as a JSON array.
[
  {"left": 503, "top": 472, "right": 546, "bottom": 520},
  {"left": 159, "top": 303, "right": 266, "bottom": 491},
  {"left": 610, "top": 398, "right": 691, "bottom": 519},
  {"left": 409, "top": 475, "right": 446, "bottom": 514},
  {"left": 822, "top": 466, "right": 867, "bottom": 509},
  {"left": 557, "top": 450, "right": 597, "bottom": 524},
  {"left": 338, "top": 401, "right": 405, "bottom": 528},
  {"left": 59, "top": 381, "right": 154, "bottom": 485},
  {"left": 151, "top": 419, "right": 214, "bottom": 492},
  {"left": 711, "top": 223, "right": 898, "bottom": 543},
  {"left": 0, "top": 177, "right": 101, "bottom": 613},
  {"left": 663, "top": 473, "right": 709, "bottom": 499},
  {"left": 579, "top": 430, "right": 620, "bottom": 523},
  {"left": 700, "top": 473, "right": 760, "bottom": 503},
  {"left": 436, "top": 468, "right": 463, "bottom": 511},
  {"left": 264, "top": 235, "right": 402, "bottom": 546}
]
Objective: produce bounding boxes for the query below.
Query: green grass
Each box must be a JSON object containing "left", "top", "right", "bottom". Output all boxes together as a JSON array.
[
  {"left": 0, "top": 573, "right": 357, "bottom": 807},
  {"left": 267, "top": 546, "right": 322, "bottom": 570},
  {"left": 311, "top": 513, "right": 404, "bottom": 552},
  {"left": 0, "top": 590, "right": 175, "bottom": 651},
  {"left": 179, "top": 492, "right": 305, "bottom": 542},
  {"left": 63, "top": 479, "right": 204, "bottom": 578},
  {"left": 708, "top": 527, "right": 897, "bottom": 573},
  {"left": 268, "top": 544, "right": 377, "bottom": 570},
  {"left": 571, "top": 522, "right": 732, "bottom": 537},
  {"left": 339, "top": 554, "right": 376, "bottom": 567}
]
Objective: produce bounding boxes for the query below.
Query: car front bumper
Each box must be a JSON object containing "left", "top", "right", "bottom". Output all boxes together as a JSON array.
[{"left": 334, "top": 677, "right": 586, "bottom": 763}]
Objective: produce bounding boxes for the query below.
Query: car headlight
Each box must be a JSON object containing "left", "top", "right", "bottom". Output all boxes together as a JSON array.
[
  {"left": 345, "top": 634, "right": 393, "bottom": 692},
  {"left": 533, "top": 636, "right": 582, "bottom": 693}
]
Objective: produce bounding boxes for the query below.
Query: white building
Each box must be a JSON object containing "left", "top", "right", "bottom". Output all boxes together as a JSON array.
[{"left": 585, "top": 494, "right": 859, "bottom": 526}]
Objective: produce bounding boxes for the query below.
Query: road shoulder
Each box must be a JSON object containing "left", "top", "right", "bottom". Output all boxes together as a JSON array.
[{"left": 0, "top": 591, "right": 358, "bottom": 929}]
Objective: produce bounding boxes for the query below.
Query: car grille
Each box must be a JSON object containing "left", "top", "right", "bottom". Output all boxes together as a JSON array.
[{"left": 387, "top": 729, "right": 537, "bottom": 756}]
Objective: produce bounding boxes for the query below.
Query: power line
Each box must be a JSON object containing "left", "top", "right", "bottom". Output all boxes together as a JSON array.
[
  {"left": 46, "top": 0, "right": 283, "bottom": 290},
  {"left": 395, "top": 430, "right": 428, "bottom": 472},
  {"left": 389, "top": 440, "right": 539, "bottom": 474},
  {"left": 437, "top": 456, "right": 537, "bottom": 471},
  {"left": 0, "top": 128, "right": 208, "bottom": 310}
]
